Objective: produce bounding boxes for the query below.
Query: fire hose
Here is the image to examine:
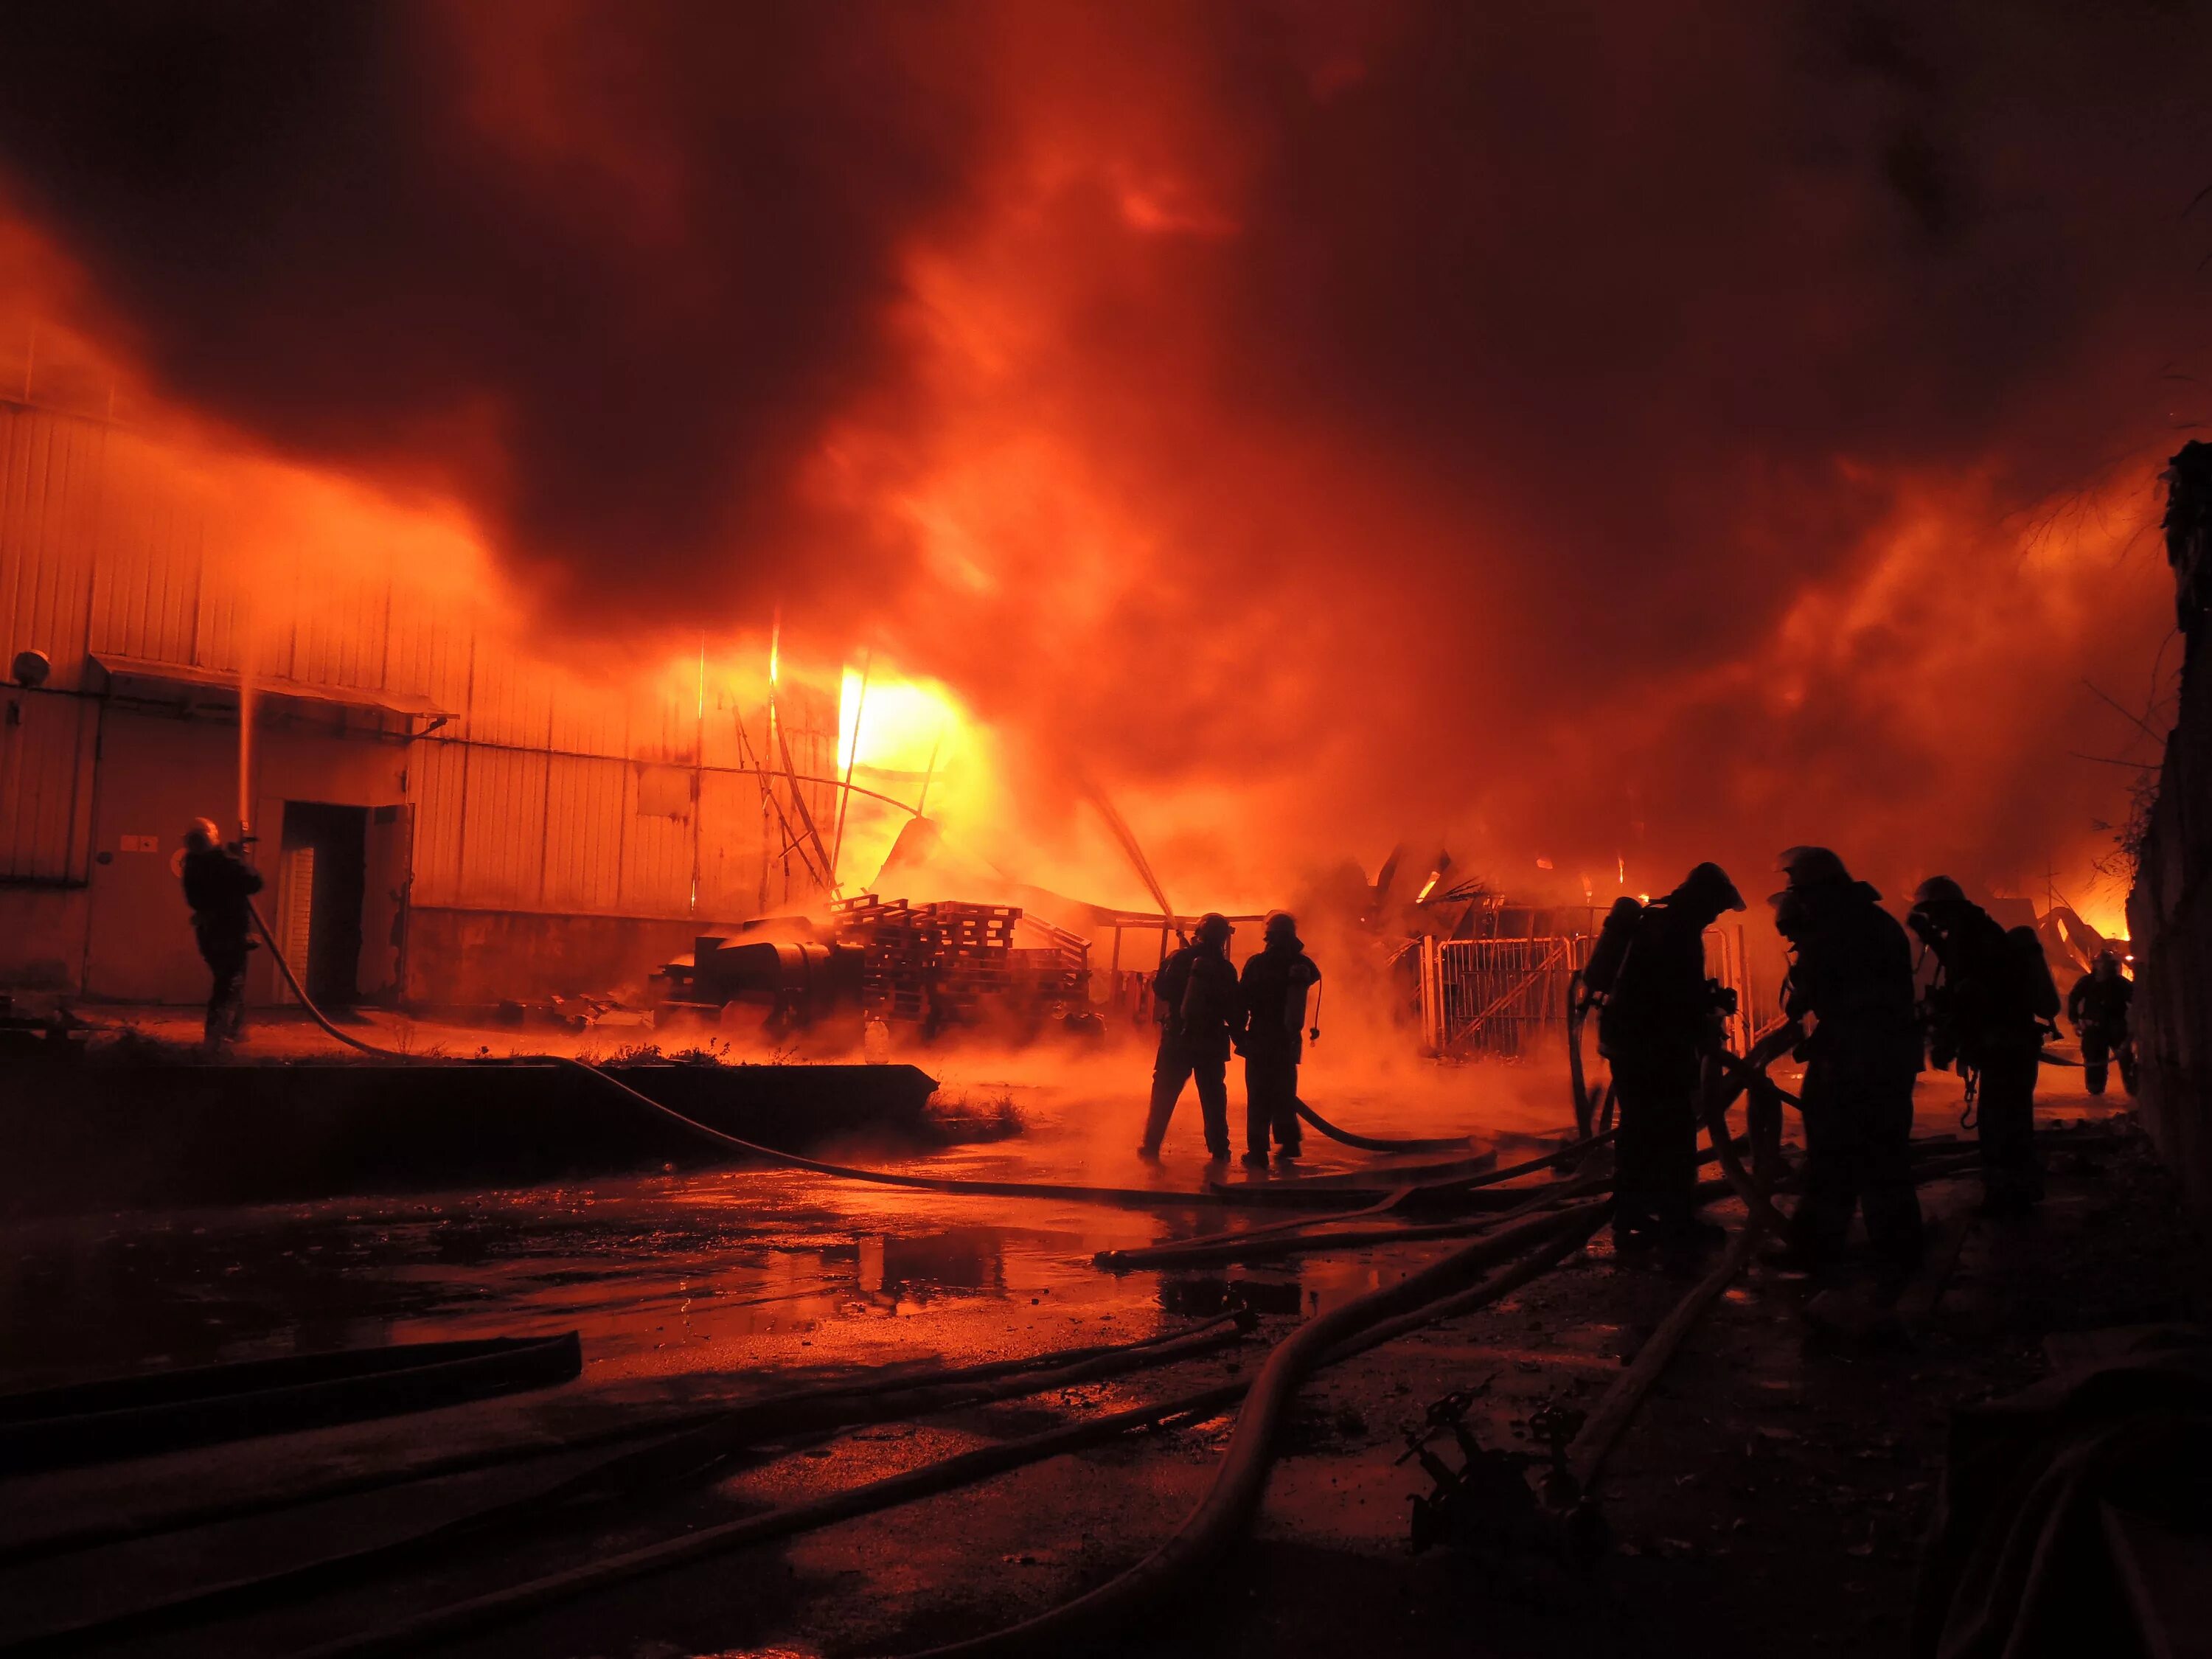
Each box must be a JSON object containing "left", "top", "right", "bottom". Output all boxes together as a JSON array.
[
  {"left": 293, "top": 1082, "right": 2118, "bottom": 1659},
  {"left": 293, "top": 1202, "right": 1612, "bottom": 1659},
  {"left": 5, "top": 1318, "right": 1256, "bottom": 1658},
  {"left": 1565, "top": 970, "right": 1616, "bottom": 1141},
  {"left": 1291, "top": 1096, "right": 1471, "bottom": 1153},
  {"left": 203, "top": 939, "right": 2058, "bottom": 1658},
  {"left": 0, "top": 1315, "right": 1250, "bottom": 1573},
  {"left": 1102, "top": 1130, "right": 1613, "bottom": 1271},
  {"left": 241, "top": 902, "right": 1416, "bottom": 1216},
  {"left": 1698, "top": 1043, "right": 1789, "bottom": 1235},
  {"left": 887, "top": 1203, "right": 1612, "bottom": 1659}
]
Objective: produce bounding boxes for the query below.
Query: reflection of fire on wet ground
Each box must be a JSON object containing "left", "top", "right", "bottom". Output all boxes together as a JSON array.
[
  {"left": 0, "top": 1067, "right": 1541, "bottom": 1396},
  {"left": 0, "top": 1048, "right": 2166, "bottom": 1659}
]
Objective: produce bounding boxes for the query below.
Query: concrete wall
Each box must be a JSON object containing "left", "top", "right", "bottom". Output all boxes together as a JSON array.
[
  {"left": 2127, "top": 603, "right": 2212, "bottom": 1208},
  {"left": 0, "top": 885, "right": 88, "bottom": 990}
]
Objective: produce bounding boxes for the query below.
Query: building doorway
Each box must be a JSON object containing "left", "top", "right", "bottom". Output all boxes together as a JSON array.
[{"left": 276, "top": 802, "right": 368, "bottom": 1008}]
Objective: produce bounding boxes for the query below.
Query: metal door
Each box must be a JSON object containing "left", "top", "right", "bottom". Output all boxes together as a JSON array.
[{"left": 358, "top": 803, "right": 411, "bottom": 1001}]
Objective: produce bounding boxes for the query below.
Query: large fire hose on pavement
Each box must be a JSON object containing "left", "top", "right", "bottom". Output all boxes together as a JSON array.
[
  {"left": 11, "top": 1318, "right": 1257, "bottom": 1657},
  {"left": 285, "top": 1203, "right": 1610, "bottom": 1659},
  {"left": 1290, "top": 1095, "right": 1472, "bottom": 1153},
  {"left": 891, "top": 1201, "right": 1613, "bottom": 1659}
]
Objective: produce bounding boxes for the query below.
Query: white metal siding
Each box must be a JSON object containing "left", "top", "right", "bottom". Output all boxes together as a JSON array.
[
  {"left": 540, "top": 754, "right": 626, "bottom": 913},
  {"left": 0, "top": 690, "right": 95, "bottom": 879},
  {"left": 0, "top": 405, "right": 105, "bottom": 692},
  {"left": 1, "top": 400, "right": 852, "bottom": 923}
]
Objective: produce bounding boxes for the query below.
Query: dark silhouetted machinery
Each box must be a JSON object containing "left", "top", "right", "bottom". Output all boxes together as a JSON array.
[{"left": 656, "top": 897, "right": 1098, "bottom": 1040}]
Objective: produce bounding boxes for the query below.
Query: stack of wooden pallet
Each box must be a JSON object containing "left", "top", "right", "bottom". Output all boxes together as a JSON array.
[
  {"left": 828, "top": 895, "right": 922, "bottom": 1021},
  {"left": 928, "top": 902, "right": 1020, "bottom": 1023},
  {"left": 829, "top": 895, "right": 1020, "bottom": 1026},
  {"left": 1008, "top": 915, "right": 1092, "bottom": 1012}
]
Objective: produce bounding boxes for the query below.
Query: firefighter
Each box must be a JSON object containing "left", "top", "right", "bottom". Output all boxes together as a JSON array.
[
  {"left": 1596, "top": 861, "right": 1745, "bottom": 1251},
  {"left": 1907, "top": 876, "right": 2051, "bottom": 1215},
  {"left": 1237, "top": 911, "right": 1321, "bottom": 1168},
  {"left": 1769, "top": 847, "right": 1924, "bottom": 1295},
  {"left": 2067, "top": 950, "right": 2135, "bottom": 1098},
  {"left": 179, "top": 818, "right": 263, "bottom": 1053},
  {"left": 1138, "top": 913, "right": 1239, "bottom": 1163}
]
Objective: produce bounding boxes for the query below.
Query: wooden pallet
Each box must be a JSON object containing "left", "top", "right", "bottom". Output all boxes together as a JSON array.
[{"left": 831, "top": 896, "right": 1028, "bottom": 1024}]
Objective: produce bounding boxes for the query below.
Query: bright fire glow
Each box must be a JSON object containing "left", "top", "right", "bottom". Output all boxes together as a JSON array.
[
  {"left": 837, "top": 663, "right": 961, "bottom": 778},
  {"left": 833, "top": 664, "right": 970, "bottom": 894}
]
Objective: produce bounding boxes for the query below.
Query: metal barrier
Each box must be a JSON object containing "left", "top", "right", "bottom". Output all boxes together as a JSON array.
[
  {"left": 1419, "top": 923, "right": 1760, "bottom": 1058},
  {"left": 1420, "top": 935, "right": 1591, "bottom": 1057}
]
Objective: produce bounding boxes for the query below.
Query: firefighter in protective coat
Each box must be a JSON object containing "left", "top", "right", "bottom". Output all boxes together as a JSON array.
[
  {"left": 1908, "top": 877, "right": 2050, "bottom": 1214},
  {"left": 2067, "top": 951, "right": 2135, "bottom": 1098},
  {"left": 1237, "top": 911, "right": 1321, "bottom": 1167},
  {"left": 1770, "top": 847, "right": 1924, "bottom": 1295},
  {"left": 1596, "top": 862, "right": 1745, "bottom": 1251},
  {"left": 1138, "top": 914, "right": 1239, "bottom": 1162},
  {"left": 180, "top": 818, "right": 263, "bottom": 1053}
]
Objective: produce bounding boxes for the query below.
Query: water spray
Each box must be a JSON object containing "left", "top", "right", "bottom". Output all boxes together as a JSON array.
[
  {"left": 236, "top": 663, "right": 255, "bottom": 846},
  {"left": 1075, "top": 773, "right": 1178, "bottom": 933}
]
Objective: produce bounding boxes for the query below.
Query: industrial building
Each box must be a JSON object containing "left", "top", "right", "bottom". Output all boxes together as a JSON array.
[{"left": 0, "top": 394, "right": 855, "bottom": 1010}]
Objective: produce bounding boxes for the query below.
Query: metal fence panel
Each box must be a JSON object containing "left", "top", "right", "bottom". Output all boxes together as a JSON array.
[
  {"left": 1430, "top": 935, "right": 1590, "bottom": 1057},
  {"left": 1423, "top": 925, "right": 1761, "bottom": 1059}
]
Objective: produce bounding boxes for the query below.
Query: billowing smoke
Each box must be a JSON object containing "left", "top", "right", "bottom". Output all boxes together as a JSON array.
[{"left": 1, "top": 1, "right": 2205, "bottom": 917}]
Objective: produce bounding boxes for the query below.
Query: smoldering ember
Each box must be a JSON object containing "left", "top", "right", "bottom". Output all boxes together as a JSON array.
[{"left": 5, "top": 7, "right": 2212, "bottom": 1658}]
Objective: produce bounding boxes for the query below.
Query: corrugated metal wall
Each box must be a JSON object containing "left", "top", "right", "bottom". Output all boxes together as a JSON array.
[
  {"left": 1, "top": 406, "right": 106, "bottom": 877},
  {"left": 0, "top": 397, "right": 852, "bottom": 916}
]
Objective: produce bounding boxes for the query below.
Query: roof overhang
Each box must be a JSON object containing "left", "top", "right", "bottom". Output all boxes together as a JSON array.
[{"left": 90, "top": 653, "right": 451, "bottom": 730}]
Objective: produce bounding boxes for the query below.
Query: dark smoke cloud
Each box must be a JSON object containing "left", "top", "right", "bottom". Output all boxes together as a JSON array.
[
  {"left": 0, "top": 0, "right": 990, "bottom": 619},
  {"left": 0, "top": 1, "right": 2205, "bottom": 903}
]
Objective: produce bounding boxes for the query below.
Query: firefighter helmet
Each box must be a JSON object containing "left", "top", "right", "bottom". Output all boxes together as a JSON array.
[
  {"left": 1678, "top": 861, "right": 1746, "bottom": 914},
  {"left": 1911, "top": 874, "right": 1968, "bottom": 908},
  {"left": 1775, "top": 846, "right": 1852, "bottom": 890}
]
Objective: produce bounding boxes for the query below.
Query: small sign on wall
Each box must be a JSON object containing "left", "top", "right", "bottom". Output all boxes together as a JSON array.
[{"left": 119, "top": 833, "right": 161, "bottom": 853}]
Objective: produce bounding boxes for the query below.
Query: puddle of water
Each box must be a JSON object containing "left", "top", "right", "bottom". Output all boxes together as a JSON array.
[{"left": 0, "top": 1077, "right": 1540, "bottom": 1393}]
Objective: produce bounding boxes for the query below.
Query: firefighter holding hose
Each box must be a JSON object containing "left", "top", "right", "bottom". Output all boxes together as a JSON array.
[
  {"left": 1767, "top": 847, "right": 1924, "bottom": 1296},
  {"left": 1237, "top": 911, "right": 1321, "bottom": 1168},
  {"left": 1138, "top": 913, "right": 1239, "bottom": 1163},
  {"left": 1593, "top": 861, "right": 1745, "bottom": 1253},
  {"left": 179, "top": 817, "right": 263, "bottom": 1054}
]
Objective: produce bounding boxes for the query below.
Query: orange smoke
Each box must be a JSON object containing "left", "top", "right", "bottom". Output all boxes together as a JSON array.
[{"left": 0, "top": 2, "right": 2203, "bottom": 922}]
